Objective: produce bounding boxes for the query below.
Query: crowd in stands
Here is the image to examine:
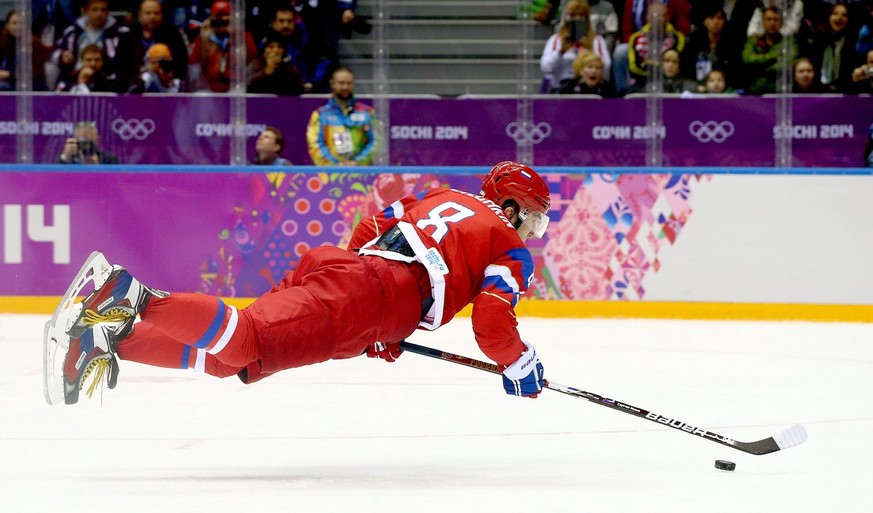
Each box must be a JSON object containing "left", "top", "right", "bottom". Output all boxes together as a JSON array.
[
  {"left": 0, "top": 1, "right": 870, "bottom": 97},
  {"left": 537, "top": 0, "right": 873, "bottom": 96},
  {"left": 0, "top": 0, "right": 370, "bottom": 94}
]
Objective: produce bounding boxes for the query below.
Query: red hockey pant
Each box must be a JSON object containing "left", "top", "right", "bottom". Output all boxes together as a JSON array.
[{"left": 118, "top": 246, "right": 426, "bottom": 381}]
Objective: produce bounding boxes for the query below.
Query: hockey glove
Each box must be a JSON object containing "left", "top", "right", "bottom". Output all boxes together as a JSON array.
[
  {"left": 366, "top": 341, "right": 403, "bottom": 363},
  {"left": 501, "top": 341, "right": 544, "bottom": 398}
]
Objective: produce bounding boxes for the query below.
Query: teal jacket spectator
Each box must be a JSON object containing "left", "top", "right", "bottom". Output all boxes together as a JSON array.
[
  {"left": 306, "top": 96, "right": 375, "bottom": 166},
  {"left": 306, "top": 69, "right": 375, "bottom": 166}
]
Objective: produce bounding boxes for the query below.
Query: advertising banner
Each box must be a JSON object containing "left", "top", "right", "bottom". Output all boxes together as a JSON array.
[
  {"left": 0, "top": 95, "right": 867, "bottom": 167},
  {"left": 3, "top": 169, "right": 704, "bottom": 301}
]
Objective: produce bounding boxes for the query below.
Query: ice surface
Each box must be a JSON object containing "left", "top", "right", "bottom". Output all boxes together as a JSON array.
[{"left": 2, "top": 313, "right": 872, "bottom": 513}]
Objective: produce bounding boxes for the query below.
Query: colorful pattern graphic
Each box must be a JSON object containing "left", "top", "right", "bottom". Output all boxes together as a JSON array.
[
  {"left": 201, "top": 172, "right": 701, "bottom": 300},
  {"left": 542, "top": 173, "right": 702, "bottom": 300},
  {"left": 200, "top": 172, "right": 443, "bottom": 297}
]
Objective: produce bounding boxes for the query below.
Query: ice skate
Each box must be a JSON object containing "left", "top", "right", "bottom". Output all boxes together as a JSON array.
[
  {"left": 43, "top": 251, "right": 165, "bottom": 405},
  {"left": 63, "top": 255, "right": 167, "bottom": 340},
  {"left": 44, "top": 322, "right": 128, "bottom": 405}
]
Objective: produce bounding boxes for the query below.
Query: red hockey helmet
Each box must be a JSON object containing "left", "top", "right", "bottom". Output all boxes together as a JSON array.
[{"left": 480, "top": 161, "right": 551, "bottom": 238}]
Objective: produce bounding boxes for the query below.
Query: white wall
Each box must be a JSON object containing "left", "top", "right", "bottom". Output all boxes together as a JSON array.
[{"left": 644, "top": 176, "right": 873, "bottom": 304}]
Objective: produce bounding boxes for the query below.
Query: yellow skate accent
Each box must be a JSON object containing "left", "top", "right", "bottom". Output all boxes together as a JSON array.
[
  {"left": 83, "top": 357, "right": 112, "bottom": 399},
  {"left": 82, "top": 308, "right": 131, "bottom": 326}
]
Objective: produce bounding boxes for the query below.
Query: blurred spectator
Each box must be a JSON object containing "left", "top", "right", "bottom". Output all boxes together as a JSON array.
[
  {"left": 262, "top": 4, "right": 332, "bottom": 93},
  {"left": 56, "top": 44, "right": 118, "bottom": 92},
  {"left": 742, "top": 6, "right": 799, "bottom": 94},
  {"left": 248, "top": 31, "right": 305, "bottom": 95},
  {"left": 0, "top": 10, "right": 54, "bottom": 91},
  {"left": 57, "top": 121, "right": 119, "bottom": 164},
  {"left": 811, "top": 2, "right": 859, "bottom": 93},
  {"left": 524, "top": 0, "right": 561, "bottom": 25},
  {"left": 293, "top": 0, "right": 371, "bottom": 91},
  {"left": 589, "top": 0, "right": 620, "bottom": 53},
  {"left": 701, "top": 68, "right": 732, "bottom": 93},
  {"left": 691, "top": 1, "right": 757, "bottom": 43},
  {"left": 245, "top": 0, "right": 279, "bottom": 42},
  {"left": 295, "top": 0, "right": 370, "bottom": 53},
  {"left": 53, "top": 0, "right": 129, "bottom": 91},
  {"left": 622, "top": 0, "right": 692, "bottom": 40},
  {"left": 624, "top": 1, "right": 687, "bottom": 93},
  {"left": 171, "top": 0, "right": 215, "bottom": 42},
  {"left": 850, "top": 48, "right": 873, "bottom": 93},
  {"left": 138, "top": 43, "right": 183, "bottom": 92},
  {"left": 747, "top": 0, "right": 805, "bottom": 36},
  {"left": 0, "top": 10, "right": 20, "bottom": 91},
  {"left": 681, "top": 7, "right": 737, "bottom": 88},
  {"left": 116, "top": 0, "right": 189, "bottom": 92},
  {"left": 792, "top": 56, "right": 826, "bottom": 92},
  {"left": 306, "top": 67, "right": 375, "bottom": 166},
  {"left": 808, "top": 0, "right": 868, "bottom": 30},
  {"left": 108, "top": 1, "right": 138, "bottom": 26},
  {"left": 857, "top": 1, "right": 873, "bottom": 57},
  {"left": 253, "top": 126, "right": 292, "bottom": 165},
  {"left": 188, "top": 0, "right": 257, "bottom": 93},
  {"left": 33, "top": 0, "right": 77, "bottom": 49},
  {"left": 660, "top": 48, "right": 697, "bottom": 93},
  {"left": 557, "top": 50, "right": 616, "bottom": 95},
  {"left": 541, "top": 0, "right": 612, "bottom": 93}
]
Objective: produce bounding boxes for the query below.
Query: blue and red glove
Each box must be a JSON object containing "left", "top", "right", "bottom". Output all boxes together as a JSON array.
[
  {"left": 501, "top": 341, "right": 544, "bottom": 398},
  {"left": 366, "top": 341, "right": 403, "bottom": 362}
]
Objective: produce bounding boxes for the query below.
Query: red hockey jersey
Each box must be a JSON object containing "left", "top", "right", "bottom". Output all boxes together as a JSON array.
[{"left": 350, "top": 188, "right": 532, "bottom": 367}]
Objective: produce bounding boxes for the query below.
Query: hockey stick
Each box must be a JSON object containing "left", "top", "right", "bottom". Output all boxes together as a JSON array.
[{"left": 399, "top": 341, "right": 807, "bottom": 456}]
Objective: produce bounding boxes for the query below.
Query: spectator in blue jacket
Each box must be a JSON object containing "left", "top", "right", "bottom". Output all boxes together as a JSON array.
[{"left": 261, "top": 4, "right": 331, "bottom": 93}]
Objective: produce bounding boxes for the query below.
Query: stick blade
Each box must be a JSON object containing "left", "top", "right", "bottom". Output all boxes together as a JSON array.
[
  {"left": 773, "top": 424, "right": 808, "bottom": 451},
  {"left": 732, "top": 424, "right": 808, "bottom": 455}
]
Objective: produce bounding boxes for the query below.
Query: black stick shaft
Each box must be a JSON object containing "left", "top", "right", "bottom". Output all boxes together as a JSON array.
[{"left": 399, "top": 341, "right": 799, "bottom": 455}]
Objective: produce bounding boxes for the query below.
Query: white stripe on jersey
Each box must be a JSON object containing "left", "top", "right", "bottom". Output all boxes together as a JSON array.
[
  {"left": 207, "top": 305, "right": 238, "bottom": 355},
  {"left": 484, "top": 264, "right": 521, "bottom": 294},
  {"left": 389, "top": 199, "right": 405, "bottom": 218}
]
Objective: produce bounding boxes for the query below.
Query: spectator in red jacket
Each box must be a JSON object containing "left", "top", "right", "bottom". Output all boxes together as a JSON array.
[{"left": 188, "top": 0, "right": 257, "bottom": 93}]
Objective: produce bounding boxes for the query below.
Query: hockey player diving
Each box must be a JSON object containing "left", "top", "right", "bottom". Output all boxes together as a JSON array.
[{"left": 43, "top": 161, "right": 552, "bottom": 405}]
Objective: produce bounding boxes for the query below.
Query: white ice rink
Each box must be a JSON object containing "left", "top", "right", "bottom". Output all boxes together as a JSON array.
[{"left": 2, "top": 313, "right": 872, "bottom": 513}]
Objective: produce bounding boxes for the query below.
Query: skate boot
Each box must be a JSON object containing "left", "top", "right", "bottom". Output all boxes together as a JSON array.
[
  {"left": 43, "top": 251, "right": 166, "bottom": 405},
  {"left": 64, "top": 255, "right": 167, "bottom": 340},
  {"left": 45, "top": 321, "right": 131, "bottom": 405}
]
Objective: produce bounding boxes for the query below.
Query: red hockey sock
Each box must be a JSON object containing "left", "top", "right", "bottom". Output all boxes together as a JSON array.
[
  {"left": 138, "top": 293, "right": 259, "bottom": 368},
  {"left": 117, "top": 321, "right": 243, "bottom": 378}
]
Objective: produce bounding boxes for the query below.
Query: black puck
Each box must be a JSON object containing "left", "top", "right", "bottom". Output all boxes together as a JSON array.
[{"left": 714, "top": 459, "right": 736, "bottom": 471}]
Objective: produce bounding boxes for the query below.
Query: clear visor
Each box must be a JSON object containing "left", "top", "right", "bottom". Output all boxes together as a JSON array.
[{"left": 518, "top": 208, "right": 550, "bottom": 238}]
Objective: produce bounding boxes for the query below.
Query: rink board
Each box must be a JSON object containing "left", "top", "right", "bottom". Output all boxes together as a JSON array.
[{"left": 2, "top": 167, "right": 873, "bottom": 318}]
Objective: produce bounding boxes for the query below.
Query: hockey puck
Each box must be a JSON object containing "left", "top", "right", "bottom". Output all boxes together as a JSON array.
[{"left": 714, "top": 460, "right": 736, "bottom": 471}]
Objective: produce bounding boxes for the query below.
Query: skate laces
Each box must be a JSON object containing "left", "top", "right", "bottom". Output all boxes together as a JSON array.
[
  {"left": 82, "top": 308, "right": 131, "bottom": 326},
  {"left": 83, "top": 356, "right": 112, "bottom": 399}
]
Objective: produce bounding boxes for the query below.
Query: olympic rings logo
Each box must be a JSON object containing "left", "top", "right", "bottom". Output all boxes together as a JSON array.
[
  {"left": 688, "top": 120, "right": 735, "bottom": 144},
  {"left": 111, "top": 117, "right": 156, "bottom": 141},
  {"left": 505, "top": 121, "right": 552, "bottom": 144}
]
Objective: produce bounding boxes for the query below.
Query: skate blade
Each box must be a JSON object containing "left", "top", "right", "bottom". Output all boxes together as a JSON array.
[
  {"left": 43, "top": 320, "right": 69, "bottom": 405},
  {"left": 49, "top": 251, "right": 113, "bottom": 335},
  {"left": 43, "top": 251, "right": 112, "bottom": 406}
]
